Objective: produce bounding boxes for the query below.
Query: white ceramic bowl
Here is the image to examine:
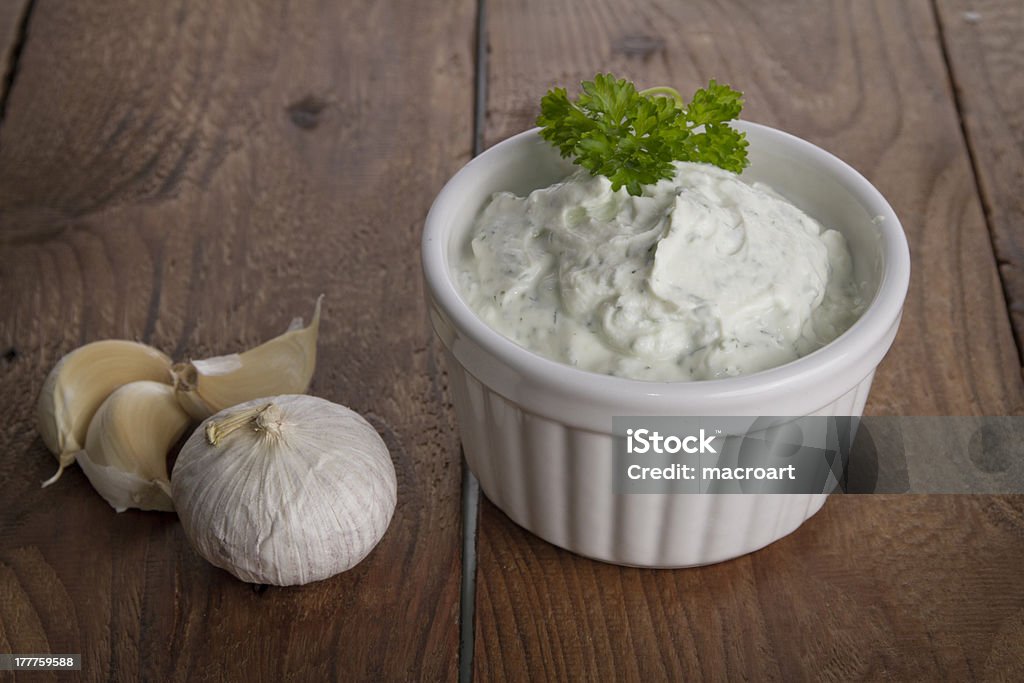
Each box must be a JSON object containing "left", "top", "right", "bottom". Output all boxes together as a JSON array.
[{"left": 422, "top": 122, "right": 910, "bottom": 567}]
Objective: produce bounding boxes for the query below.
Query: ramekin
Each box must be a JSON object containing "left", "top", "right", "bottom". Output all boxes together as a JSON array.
[{"left": 422, "top": 122, "right": 910, "bottom": 567}]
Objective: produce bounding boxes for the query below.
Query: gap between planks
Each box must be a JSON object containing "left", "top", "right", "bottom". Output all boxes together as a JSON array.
[
  {"left": 929, "top": 0, "right": 1023, "bottom": 365},
  {"left": 0, "top": 0, "right": 33, "bottom": 125},
  {"left": 458, "top": 0, "right": 489, "bottom": 681}
]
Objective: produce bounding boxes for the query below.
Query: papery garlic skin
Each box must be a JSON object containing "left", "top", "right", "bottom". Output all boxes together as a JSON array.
[
  {"left": 171, "top": 394, "right": 397, "bottom": 586},
  {"left": 79, "top": 380, "right": 190, "bottom": 512},
  {"left": 172, "top": 297, "right": 322, "bottom": 421},
  {"left": 37, "top": 340, "right": 173, "bottom": 486}
]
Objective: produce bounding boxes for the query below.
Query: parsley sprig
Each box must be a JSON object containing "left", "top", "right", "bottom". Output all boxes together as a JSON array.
[{"left": 536, "top": 74, "right": 749, "bottom": 196}]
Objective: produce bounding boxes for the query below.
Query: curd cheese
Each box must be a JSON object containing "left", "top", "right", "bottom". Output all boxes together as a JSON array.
[{"left": 456, "top": 162, "right": 863, "bottom": 381}]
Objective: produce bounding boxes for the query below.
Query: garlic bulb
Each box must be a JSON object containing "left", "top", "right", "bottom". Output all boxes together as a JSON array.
[
  {"left": 37, "top": 340, "right": 172, "bottom": 486},
  {"left": 172, "top": 394, "right": 396, "bottom": 585},
  {"left": 78, "top": 380, "right": 191, "bottom": 512},
  {"left": 172, "top": 297, "right": 323, "bottom": 421}
]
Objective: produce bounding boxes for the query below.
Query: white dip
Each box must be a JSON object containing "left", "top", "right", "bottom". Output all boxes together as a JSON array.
[{"left": 456, "top": 162, "right": 864, "bottom": 381}]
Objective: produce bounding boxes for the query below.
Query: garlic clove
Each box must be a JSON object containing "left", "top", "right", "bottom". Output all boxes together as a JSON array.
[
  {"left": 37, "top": 340, "right": 173, "bottom": 486},
  {"left": 79, "top": 380, "right": 191, "bottom": 512},
  {"left": 171, "top": 296, "right": 323, "bottom": 421}
]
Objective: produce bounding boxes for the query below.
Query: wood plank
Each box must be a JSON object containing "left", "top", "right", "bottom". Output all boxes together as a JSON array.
[
  {"left": 935, "top": 0, "right": 1024, "bottom": 365},
  {"left": 475, "top": 0, "right": 1024, "bottom": 678},
  {"left": 478, "top": 495, "right": 1024, "bottom": 681},
  {"left": 0, "top": 0, "right": 473, "bottom": 680},
  {"left": 0, "top": 0, "right": 30, "bottom": 108}
]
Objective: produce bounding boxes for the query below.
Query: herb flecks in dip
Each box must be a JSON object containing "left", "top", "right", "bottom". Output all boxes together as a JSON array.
[{"left": 456, "top": 162, "right": 864, "bottom": 381}]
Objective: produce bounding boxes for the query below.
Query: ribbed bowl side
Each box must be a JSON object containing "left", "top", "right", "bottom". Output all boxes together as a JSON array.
[{"left": 447, "top": 351, "right": 877, "bottom": 567}]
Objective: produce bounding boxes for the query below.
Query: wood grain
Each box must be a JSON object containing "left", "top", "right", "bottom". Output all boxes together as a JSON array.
[
  {"left": 935, "top": 0, "right": 1024, "bottom": 366},
  {"left": 0, "top": 0, "right": 473, "bottom": 680},
  {"left": 475, "top": 0, "right": 1024, "bottom": 678},
  {"left": 477, "top": 495, "right": 1024, "bottom": 681}
]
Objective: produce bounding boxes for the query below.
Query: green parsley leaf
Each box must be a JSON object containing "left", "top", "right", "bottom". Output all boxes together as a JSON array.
[{"left": 536, "top": 74, "right": 749, "bottom": 195}]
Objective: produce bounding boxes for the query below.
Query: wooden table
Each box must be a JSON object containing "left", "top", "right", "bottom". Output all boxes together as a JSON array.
[{"left": 1, "top": 1, "right": 1022, "bottom": 680}]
